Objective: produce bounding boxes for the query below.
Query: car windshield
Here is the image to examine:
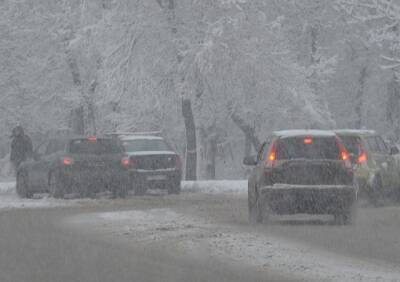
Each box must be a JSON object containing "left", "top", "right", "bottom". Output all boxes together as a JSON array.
[
  {"left": 276, "top": 136, "right": 340, "bottom": 160},
  {"left": 338, "top": 135, "right": 363, "bottom": 156},
  {"left": 122, "top": 139, "right": 171, "bottom": 152},
  {"left": 69, "top": 139, "right": 123, "bottom": 154}
]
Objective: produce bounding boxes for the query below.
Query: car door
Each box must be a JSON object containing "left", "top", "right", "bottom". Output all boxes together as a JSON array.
[
  {"left": 247, "top": 141, "right": 268, "bottom": 206},
  {"left": 27, "top": 140, "right": 49, "bottom": 191},
  {"left": 365, "top": 136, "right": 394, "bottom": 189},
  {"left": 38, "top": 139, "right": 67, "bottom": 190},
  {"left": 375, "top": 136, "right": 399, "bottom": 188},
  {"left": 254, "top": 139, "right": 273, "bottom": 186},
  {"left": 29, "top": 139, "right": 66, "bottom": 191}
]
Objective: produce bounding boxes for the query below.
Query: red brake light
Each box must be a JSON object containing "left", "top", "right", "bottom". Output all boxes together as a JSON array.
[
  {"left": 341, "top": 151, "right": 349, "bottom": 161},
  {"left": 265, "top": 140, "right": 278, "bottom": 167},
  {"left": 357, "top": 152, "right": 367, "bottom": 164},
  {"left": 336, "top": 137, "right": 351, "bottom": 168},
  {"left": 121, "top": 157, "right": 130, "bottom": 168},
  {"left": 304, "top": 137, "right": 313, "bottom": 145},
  {"left": 87, "top": 136, "right": 97, "bottom": 142},
  {"left": 63, "top": 157, "right": 74, "bottom": 166}
]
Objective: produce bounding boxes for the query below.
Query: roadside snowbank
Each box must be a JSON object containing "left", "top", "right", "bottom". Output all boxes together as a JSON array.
[
  {"left": 182, "top": 180, "right": 247, "bottom": 195},
  {"left": 0, "top": 181, "right": 15, "bottom": 194},
  {"left": 0, "top": 155, "right": 13, "bottom": 178},
  {"left": 72, "top": 208, "right": 400, "bottom": 282},
  {"left": 0, "top": 181, "right": 77, "bottom": 211}
]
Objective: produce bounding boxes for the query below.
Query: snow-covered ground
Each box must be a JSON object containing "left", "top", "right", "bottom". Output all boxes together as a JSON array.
[
  {"left": 0, "top": 181, "right": 78, "bottom": 211},
  {"left": 0, "top": 180, "right": 247, "bottom": 211},
  {"left": 182, "top": 180, "right": 247, "bottom": 195},
  {"left": 70, "top": 208, "right": 400, "bottom": 282}
]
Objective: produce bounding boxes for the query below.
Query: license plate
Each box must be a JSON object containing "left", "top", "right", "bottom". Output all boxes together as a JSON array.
[{"left": 147, "top": 175, "right": 167, "bottom": 181}]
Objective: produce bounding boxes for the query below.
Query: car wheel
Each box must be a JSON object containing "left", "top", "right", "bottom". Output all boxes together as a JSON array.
[
  {"left": 168, "top": 180, "right": 181, "bottom": 195},
  {"left": 49, "top": 172, "right": 65, "bottom": 199},
  {"left": 118, "top": 183, "right": 128, "bottom": 198},
  {"left": 112, "top": 181, "right": 128, "bottom": 199},
  {"left": 16, "top": 171, "right": 32, "bottom": 198},
  {"left": 333, "top": 213, "right": 349, "bottom": 225},
  {"left": 248, "top": 184, "right": 262, "bottom": 224},
  {"left": 334, "top": 207, "right": 355, "bottom": 225}
]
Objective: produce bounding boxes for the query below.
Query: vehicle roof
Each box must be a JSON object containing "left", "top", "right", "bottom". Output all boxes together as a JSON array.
[
  {"left": 104, "top": 131, "right": 162, "bottom": 137},
  {"left": 334, "top": 129, "right": 376, "bottom": 136},
  {"left": 66, "top": 136, "right": 116, "bottom": 141},
  {"left": 120, "top": 135, "right": 164, "bottom": 141},
  {"left": 273, "top": 130, "right": 336, "bottom": 139},
  {"left": 47, "top": 135, "right": 80, "bottom": 141}
]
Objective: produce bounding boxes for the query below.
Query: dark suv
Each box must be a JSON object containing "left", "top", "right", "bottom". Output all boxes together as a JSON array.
[
  {"left": 16, "top": 136, "right": 130, "bottom": 198},
  {"left": 244, "top": 130, "right": 356, "bottom": 225}
]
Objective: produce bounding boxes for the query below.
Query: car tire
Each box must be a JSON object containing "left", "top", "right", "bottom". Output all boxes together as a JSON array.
[
  {"left": 16, "top": 170, "right": 33, "bottom": 198},
  {"left": 334, "top": 213, "right": 349, "bottom": 225},
  {"left": 334, "top": 207, "right": 355, "bottom": 225},
  {"left": 248, "top": 184, "right": 262, "bottom": 224},
  {"left": 112, "top": 181, "right": 128, "bottom": 199},
  {"left": 168, "top": 180, "right": 181, "bottom": 195},
  {"left": 49, "top": 172, "right": 65, "bottom": 199}
]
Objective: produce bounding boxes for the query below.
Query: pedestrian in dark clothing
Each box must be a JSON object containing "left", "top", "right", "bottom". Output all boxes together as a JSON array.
[{"left": 10, "top": 126, "right": 33, "bottom": 171}]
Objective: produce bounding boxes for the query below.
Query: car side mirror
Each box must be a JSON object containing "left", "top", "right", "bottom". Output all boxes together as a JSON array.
[
  {"left": 390, "top": 146, "right": 399, "bottom": 155},
  {"left": 243, "top": 155, "right": 257, "bottom": 166}
]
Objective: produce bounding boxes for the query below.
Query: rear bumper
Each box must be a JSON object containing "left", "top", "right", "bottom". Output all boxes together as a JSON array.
[
  {"left": 60, "top": 168, "right": 129, "bottom": 189},
  {"left": 129, "top": 169, "right": 181, "bottom": 189},
  {"left": 259, "top": 184, "right": 357, "bottom": 215}
]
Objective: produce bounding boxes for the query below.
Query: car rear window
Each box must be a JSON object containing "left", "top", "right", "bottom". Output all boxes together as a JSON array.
[
  {"left": 45, "top": 140, "right": 66, "bottom": 155},
  {"left": 337, "top": 135, "right": 363, "bottom": 156},
  {"left": 366, "top": 136, "right": 388, "bottom": 154},
  {"left": 69, "top": 139, "right": 123, "bottom": 154},
  {"left": 276, "top": 136, "right": 340, "bottom": 160},
  {"left": 122, "top": 139, "right": 171, "bottom": 152}
]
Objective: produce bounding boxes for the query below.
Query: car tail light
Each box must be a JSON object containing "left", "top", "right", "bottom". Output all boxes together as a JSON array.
[
  {"left": 304, "top": 137, "right": 313, "bottom": 145},
  {"left": 336, "top": 137, "right": 352, "bottom": 169},
  {"left": 87, "top": 136, "right": 97, "bottom": 142},
  {"left": 63, "top": 157, "right": 74, "bottom": 166},
  {"left": 265, "top": 140, "right": 278, "bottom": 168},
  {"left": 121, "top": 156, "right": 135, "bottom": 169},
  {"left": 357, "top": 152, "right": 367, "bottom": 164},
  {"left": 175, "top": 155, "right": 182, "bottom": 169},
  {"left": 121, "top": 157, "right": 130, "bottom": 168}
]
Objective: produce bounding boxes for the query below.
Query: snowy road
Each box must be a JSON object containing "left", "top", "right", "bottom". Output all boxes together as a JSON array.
[{"left": 1, "top": 181, "right": 400, "bottom": 281}]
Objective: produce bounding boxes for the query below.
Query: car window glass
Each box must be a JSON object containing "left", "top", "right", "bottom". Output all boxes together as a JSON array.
[
  {"left": 339, "top": 136, "right": 363, "bottom": 156},
  {"left": 35, "top": 141, "right": 48, "bottom": 155},
  {"left": 69, "top": 139, "right": 123, "bottom": 154},
  {"left": 45, "top": 140, "right": 66, "bottom": 155},
  {"left": 375, "top": 136, "right": 388, "bottom": 154},
  {"left": 257, "top": 140, "right": 270, "bottom": 162},
  {"left": 122, "top": 139, "right": 171, "bottom": 152},
  {"left": 366, "top": 137, "right": 379, "bottom": 153},
  {"left": 276, "top": 137, "right": 340, "bottom": 160}
]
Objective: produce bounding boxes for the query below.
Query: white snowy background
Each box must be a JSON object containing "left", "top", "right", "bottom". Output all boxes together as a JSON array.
[{"left": 1, "top": 0, "right": 400, "bottom": 179}]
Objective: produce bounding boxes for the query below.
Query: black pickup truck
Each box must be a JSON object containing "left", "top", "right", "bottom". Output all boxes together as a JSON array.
[{"left": 16, "top": 136, "right": 130, "bottom": 198}]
